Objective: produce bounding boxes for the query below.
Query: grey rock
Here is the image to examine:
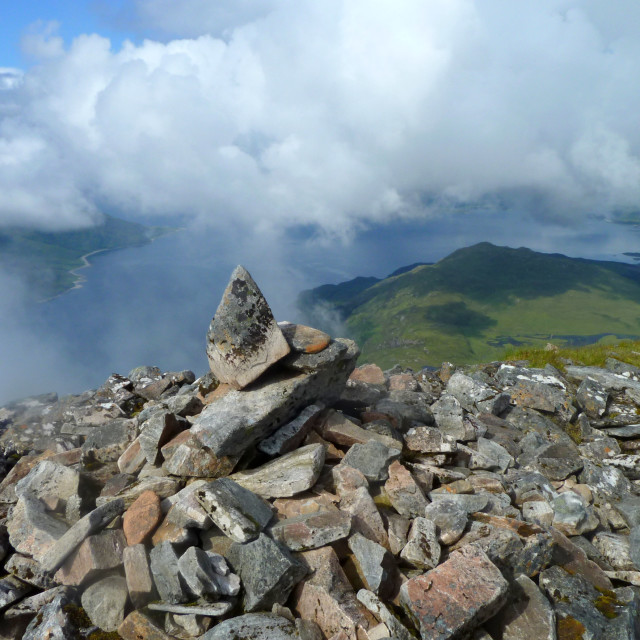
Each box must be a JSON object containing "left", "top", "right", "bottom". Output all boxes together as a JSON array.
[
  {"left": 139, "top": 412, "right": 188, "bottom": 464},
  {"left": 630, "top": 526, "right": 640, "bottom": 570},
  {"left": 202, "top": 613, "right": 303, "bottom": 640},
  {"left": 509, "top": 379, "right": 574, "bottom": 421},
  {"left": 81, "top": 418, "right": 137, "bottom": 462},
  {"left": 577, "top": 377, "right": 609, "bottom": 418},
  {"left": 424, "top": 499, "right": 468, "bottom": 545},
  {"left": 162, "top": 480, "right": 210, "bottom": 529},
  {"left": 429, "top": 492, "right": 490, "bottom": 514},
  {"left": 178, "top": 546, "right": 238, "bottom": 597},
  {"left": 148, "top": 601, "right": 232, "bottom": 616},
  {"left": 603, "top": 424, "right": 640, "bottom": 438},
  {"left": 270, "top": 510, "right": 352, "bottom": 551},
  {"left": 592, "top": 532, "right": 634, "bottom": 571},
  {"left": 150, "top": 541, "right": 187, "bottom": 604},
  {"left": 15, "top": 460, "right": 79, "bottom": 512},
  {"left": 7, "top": 494, "right": 69, "bottom": 563},
  {"left": 0, "top": 575, "right": 32, "bottom": 610},
  {"left": 191, "top": 338, "right": 358, "bottom": 458},
  {"left": 386, "top": 513, "right": 411, "bottom": 556},
  {"left": 339, "top": 485, "right": 388, "bottom": 547},
  {"left": 527, "top": 442, "right": 584, "bottom": 481},
  {"left": 540, "top": 564, "right": 639, "bottom": 639},
  {"left": 384, "top": 460, "right": 429, "bottom": 519},
  {"left": 566, "top": 365, "right": 640, "bottom": 391},
  {"left": 486, "top": 574, "right": 555, "bottom": 640},
  {"left": 348, "top": 533, "right": 398, "bottom": 599},
  {"left": 551, "top": 492, "right": 598, "bottom": 536},
  {"left": 400, "top": 517, "right": 441, "bottom": 570},
  {"left": 230, "top": 443, "right": 326, "bottom": 498},
  {"left": 166, "top": 393, "right": 204, "bottom": 417},
  {"left": 579, "top": 460, "right": 630, "bottom": 501},
  {"left": 496, "top": 364, "right": 568, "bottom": 390},
  {"left": 4, "top": 554, "right": 56, "bottom": 590},
  {"left": 356, "top": 590, "right": 414, "bottom": 640},
  {"left": 339, "top": 440, "right": 401, "bottom": 482},
  {"left": 81, "top": 575, "right": 129, "bottom": 632},
  {"left": 472, "top": 438, "right": 514, "bottom": 472},
  {"left": 40, "top": 498, "right": 125, "bottom": 572},
  {"left": 446, "top": 372, "right": 497, "bottom": 412},
  {"left": 258, "top": 404, "right": 326, "bottom": 456},
  {"left": 227, "top": 533, "right": 307, "bottom": 612},
  {"left": 522, "top": 499, "right": 554, "bottom": 527},
  {"left": 206, "top": 265, "right": 291, "bottom": 389},
  {"left": 431, "top": 394, "right": 468, "bottom": 440},
  {"left": 22, "top": 587, "right": 79, "bottom": 640},
  {"left": 195, "top": 478, "right": 273, "bottom": 542},
  {"left": 95, "top": 474, "right": 180, "bottom": 508},
  {"left": 403, "top": 426, "right": 457, "bottom": 454}
]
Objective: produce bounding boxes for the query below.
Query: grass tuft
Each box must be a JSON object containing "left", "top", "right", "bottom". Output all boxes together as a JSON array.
[{"left": 503, "top": 339, "right": 640, "bottom": 371}]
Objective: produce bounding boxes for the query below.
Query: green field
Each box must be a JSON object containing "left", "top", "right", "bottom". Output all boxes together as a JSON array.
[
  {"left": 299, "top": 242, "right": 640, "bottom": 369},
  {"left": 0, "top": 215, "right": 173, "bottom": 300}
]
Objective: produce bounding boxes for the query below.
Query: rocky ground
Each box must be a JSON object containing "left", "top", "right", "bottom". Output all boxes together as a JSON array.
[{"left": 1, "top": 268, "right": 640, "bottom": 639}]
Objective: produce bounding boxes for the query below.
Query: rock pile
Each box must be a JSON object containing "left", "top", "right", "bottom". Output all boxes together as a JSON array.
[{"left": 2, "top": 268, "right": 640, "bottom": 639}]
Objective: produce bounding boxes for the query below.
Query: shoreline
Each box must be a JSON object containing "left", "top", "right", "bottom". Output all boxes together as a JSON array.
[{"left": 40, "top": 228, "right": 184, "bottom": 303}]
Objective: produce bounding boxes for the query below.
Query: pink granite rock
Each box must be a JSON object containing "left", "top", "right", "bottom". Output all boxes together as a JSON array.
[{"left": 401, "top": 545, "right": 508, "bottom": 640}]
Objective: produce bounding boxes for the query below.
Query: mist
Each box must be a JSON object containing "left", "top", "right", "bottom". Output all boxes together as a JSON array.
[{"left": 2, "top": 1, "right": 640, "bottom": 402}]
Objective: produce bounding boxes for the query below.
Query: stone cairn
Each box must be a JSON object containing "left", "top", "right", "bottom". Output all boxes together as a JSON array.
[{"left": 2, "top": 268, "right": 640, "bottom": 639}]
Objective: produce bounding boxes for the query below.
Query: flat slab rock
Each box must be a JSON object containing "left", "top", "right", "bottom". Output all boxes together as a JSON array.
[
  {"left": 201, "top": 613, "right": 307, "bottom": 640},
  {"left": 191, "top": 338, "right": 358, "bottom": 458},
  {"left": 230, "top": 443, "right": 326, "bottom": 498},
  {"left": 401, "top": 545, "right": 509, "bottom": 640},
  {"left": 206, "top": 265, "right": 291, "bottom": 389}
]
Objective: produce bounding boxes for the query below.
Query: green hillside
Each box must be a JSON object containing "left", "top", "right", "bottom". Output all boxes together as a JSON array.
[
  {"left": 299, "top": 242, "right": 640, "bottom": 369},
  {"left": 0, "top": 214, "right": 173, "bottom": 300}
]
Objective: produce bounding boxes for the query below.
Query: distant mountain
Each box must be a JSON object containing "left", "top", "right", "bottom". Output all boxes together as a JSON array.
[
  {"left": 299, "top": 242, "right": 640, "bottom": 369},
  {"left": 0, "top": 214, "right": 174, "bottom": 300}
]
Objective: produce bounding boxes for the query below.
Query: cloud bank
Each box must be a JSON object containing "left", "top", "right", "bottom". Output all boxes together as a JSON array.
[{"left": 1, "top": 0, "right": 639, "bottom": 235}]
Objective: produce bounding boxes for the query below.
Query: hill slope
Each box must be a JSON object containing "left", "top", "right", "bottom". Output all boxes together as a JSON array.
[
  {"left": 299, "top": 242, "right": 640, "bottom": 369},
  {"left": 0, "top": 215, "right": 173, "bottom": 300}
]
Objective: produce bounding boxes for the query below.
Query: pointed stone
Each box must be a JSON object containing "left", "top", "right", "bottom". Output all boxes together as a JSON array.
[{"left": 206, "top": 265, "right": 291, "bottom": 389}]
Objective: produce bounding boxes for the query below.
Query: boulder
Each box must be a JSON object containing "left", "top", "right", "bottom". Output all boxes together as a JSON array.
[{"left": 206, "top": 265, "right": 291, "bottom": 389}]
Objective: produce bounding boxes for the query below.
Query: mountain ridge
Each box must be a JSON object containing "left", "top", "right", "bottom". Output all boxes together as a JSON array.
[{"left": 299, "top": 242, "right": 640, "bottom": 369}]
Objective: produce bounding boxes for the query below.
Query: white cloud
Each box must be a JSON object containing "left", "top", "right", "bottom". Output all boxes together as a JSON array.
[{"left": 1, "top": 1, "right": 639, "bottom": 233}]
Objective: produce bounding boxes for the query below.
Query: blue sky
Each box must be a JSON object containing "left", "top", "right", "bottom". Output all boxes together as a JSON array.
[{"left": 1, "top": 1, "right": 136, "bottom": 69}]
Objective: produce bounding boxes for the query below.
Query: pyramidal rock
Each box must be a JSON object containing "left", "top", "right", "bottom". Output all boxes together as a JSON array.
[{"left": 206, "top": 265, "right": 290, "bottom": 389}]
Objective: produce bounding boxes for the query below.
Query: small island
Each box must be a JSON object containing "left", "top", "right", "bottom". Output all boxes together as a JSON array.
[{"left": 0, "top": 214, "right": 175, "bottom": 301}]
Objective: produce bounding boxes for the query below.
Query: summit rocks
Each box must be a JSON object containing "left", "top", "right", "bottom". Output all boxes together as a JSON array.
[
  {"left": 206, "top": 265, "right": 290, "bottom": 389},
  {"left": 4, "top": 267, "right": 640, "bottom": 638}
]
